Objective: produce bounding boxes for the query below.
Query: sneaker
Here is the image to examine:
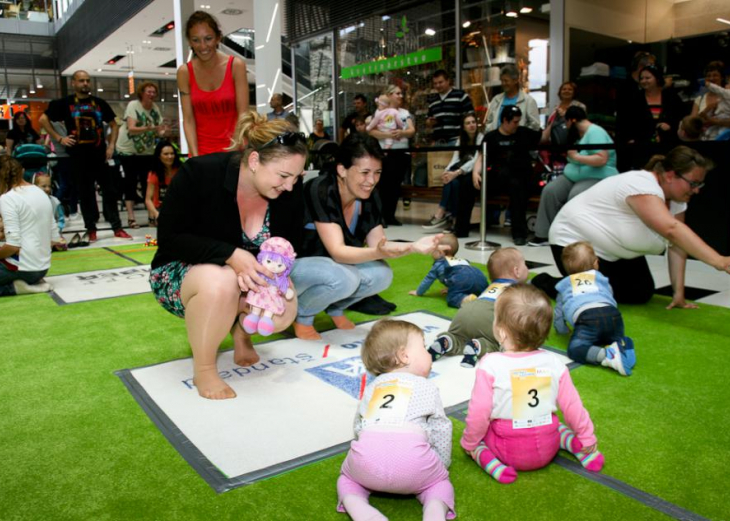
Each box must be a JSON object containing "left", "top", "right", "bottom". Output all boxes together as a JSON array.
[
  {"left": 13, "top": 280, "right": 52, "bottom": 294},
  {"left": 87, "top": 231, "right": 97, "bottom": 243},
  {"left": 601, "top": 337, "right": 636, "bottom": 376},
  {"left": 460, "top": 339, "right": 482, "bottom": 368},
  {"left": 427, "top": 336, "right": 452, "bottom": 361},
  {"left": 422, "top": 214, "right": 451, "bottom": 230},
  {"left": 513, "top": 237, "right": 527, "bottom": 246},
  {"left": 114, "top": 229, "right": 133, "bottom": 239},
  {"left": 528, "top": 236, "right": 549, "bottom": 247},
  {"left": 403, "top": 198, "right": 412, "bottom": 210}
]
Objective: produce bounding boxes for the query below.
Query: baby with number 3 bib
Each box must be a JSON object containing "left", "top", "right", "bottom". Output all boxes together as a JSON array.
[
  {"left": 461, "top": 284, "right": 604, "bottom": 484},
  {"left": 554, "top": 241, "right": 636, "bottom": 376},
  {"left": 337, "top": 320, "right": 455, "bottom": 521}
]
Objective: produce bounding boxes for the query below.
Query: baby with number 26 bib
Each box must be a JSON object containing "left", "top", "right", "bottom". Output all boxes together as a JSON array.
[
  {"left": 337, "top": 319, "right": 455, "bottom": 521},
  {"left": 461, "top": 284, "right": 604, "bottom": 484}
]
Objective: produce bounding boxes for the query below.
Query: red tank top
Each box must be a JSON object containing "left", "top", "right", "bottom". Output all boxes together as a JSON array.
[{"left": 187, "top": 55, "right": 238, "bottom": 155}]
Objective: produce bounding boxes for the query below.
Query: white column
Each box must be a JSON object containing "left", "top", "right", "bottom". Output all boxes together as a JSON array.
[
  {"left": 173, "top": 0, "right": 196, "bottom": 154},
  {"left": 549, "top": 0, "right": 565, "bottom": 107},
  {"left": 253, "top": 0, "right": 282, "bottom": 114}
]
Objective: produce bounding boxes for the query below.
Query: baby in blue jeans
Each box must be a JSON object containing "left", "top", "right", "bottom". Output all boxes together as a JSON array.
[
  {"left": 554, "top": 241, "right": 637, "bottom": 376},
  {"left": 409, "top": 234, "right": 488, "bottom": 308}
]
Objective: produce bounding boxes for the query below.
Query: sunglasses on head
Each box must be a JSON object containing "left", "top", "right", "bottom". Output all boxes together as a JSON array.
[{"left": 257, "top": 131, "right": 306, "bottom": 151}]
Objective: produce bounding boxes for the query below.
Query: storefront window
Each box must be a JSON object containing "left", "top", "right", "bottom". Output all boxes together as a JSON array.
[
  {"left": 336, "top": 1, "right": 457, "bottom": 145},
  {"left": 292, "top": 34, "right": 334, "bottom": 142}
]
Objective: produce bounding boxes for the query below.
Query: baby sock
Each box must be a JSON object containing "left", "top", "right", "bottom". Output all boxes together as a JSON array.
[
  {"left": 460, "top": 339, "right": 482, "bottom": 368},
  {"left": 472, "top": 443, "right": 517, "bottom": 484},
  {"left": 575, "top": 450, "right": 605, "bottom": 472},
  {"left": 558, "top": 423, "right": 583, "bottom": 453},
  {"left": 257, "top": 316, "right": 275, "bottom": 336},
  {"left": 341, "top": 495, "right": 387, "bottom": 521},
  {"left": 423, "top": 500, "right": 449, "bottom": 521},
  {"left": 558, "top": 424, "right": 604, "bottom": 472},
  {"left": 428, "top": 336, "right": 452, "bottom": 361}
]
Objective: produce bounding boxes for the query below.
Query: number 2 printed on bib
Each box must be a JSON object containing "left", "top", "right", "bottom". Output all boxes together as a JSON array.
[
  {"left": 510, "top": 368, "right": 552, "bottom": 429},
  {"left": 363, "top": 379, "right": 413, "bottom": 428}
]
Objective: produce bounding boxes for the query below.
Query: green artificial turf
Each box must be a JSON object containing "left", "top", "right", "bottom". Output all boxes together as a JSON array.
[{"left": 1, "top": 253, "right": 728, "bottom": 520}]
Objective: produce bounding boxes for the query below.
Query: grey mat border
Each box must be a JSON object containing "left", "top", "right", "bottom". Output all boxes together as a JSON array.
[
  {"left": 451, "top": 405, "right": 708, "bottom": 520},
  {"left": 116, "top": 310, "right": 460, "bottom": 493}
]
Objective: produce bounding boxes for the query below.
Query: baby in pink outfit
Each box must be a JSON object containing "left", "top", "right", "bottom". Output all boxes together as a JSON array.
[
  {"left": 366, "top": 94, "right": 403, "bottom": 149},
  {"left": 461, "top": 283, "right": 604, "bottom": 484},
  {"left": 337, "top": 319, "right": 455, "bottom": 521}
]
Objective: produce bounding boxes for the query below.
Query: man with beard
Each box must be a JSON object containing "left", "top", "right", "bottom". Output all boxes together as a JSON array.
[{"left": 40, "top": 70, "right": 131, "bottom": 242}]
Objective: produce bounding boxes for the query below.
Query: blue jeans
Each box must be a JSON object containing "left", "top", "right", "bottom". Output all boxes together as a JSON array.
[
  {"left": 568, "top": 306, "right": 625, "bottom": 364},
  {"left": 0, "top": 263, "right": 47, "bottom": 297},
  {"left": 438, "top": 176, "right": 461, "bottom": 216},
  {"left": 445, "top": 266, "right": 488, "bottom": 308},
  {"left": 290, "top": 257, "right": 393, "bottom": 325}
]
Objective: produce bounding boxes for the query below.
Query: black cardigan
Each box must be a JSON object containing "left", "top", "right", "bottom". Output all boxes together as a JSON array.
[{"left": 151, "top": 152, "right": 304, "bottom": 269}]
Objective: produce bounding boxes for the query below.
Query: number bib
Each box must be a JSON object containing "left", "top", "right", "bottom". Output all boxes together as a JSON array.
[
  {"left": 362, "top": 379, "right": 414, "bottom": 428},
  {"left": 479, "top": 282, "right": 510, "bottom": 302},
  {"left": 510, "top": 368, "right": 553, "bottom": 429},
  {"left": 570, "top": 272, "right": 598, "bottom": 295}
]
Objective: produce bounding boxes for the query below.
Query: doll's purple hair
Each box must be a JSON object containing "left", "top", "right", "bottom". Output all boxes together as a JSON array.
[{"left": 257, "top": 237, "right": 296, "bottom": 295}]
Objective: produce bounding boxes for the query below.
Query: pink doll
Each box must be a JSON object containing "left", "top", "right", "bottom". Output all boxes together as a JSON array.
[{"left": 240, "top": 237, "right": 296, "bottom": 336}]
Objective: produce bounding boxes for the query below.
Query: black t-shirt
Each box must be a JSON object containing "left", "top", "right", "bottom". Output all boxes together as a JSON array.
[
  {"left": 484, "top": 127, "right": 541, "bottom": 175},
  {"left": 44, "top": 95, "right": 116, "bottom": 155},
  {"left": 341, "top": 110, "right": 371, "bottom": 135},
  {"left": 7, "top": 126, "right": 40, "bottom": 146},
  {"left": 300, "top": 169, "right": 383, "bottom": 258}
]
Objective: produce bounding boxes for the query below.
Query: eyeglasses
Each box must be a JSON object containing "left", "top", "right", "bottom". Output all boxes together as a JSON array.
[
  {"left": 257, "top": 131, "right": 306, "bottom": 151},
  {"left": 678, "top": 174, "right": 705, "bottom": 190}
]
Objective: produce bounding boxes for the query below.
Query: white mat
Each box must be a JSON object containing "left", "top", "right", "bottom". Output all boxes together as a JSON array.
[
  {"left": 118, "top": 311, "right": 571, "bottom": 492},
  {"left": 46, "top": 265, "right": 151, "bottom": 304}
]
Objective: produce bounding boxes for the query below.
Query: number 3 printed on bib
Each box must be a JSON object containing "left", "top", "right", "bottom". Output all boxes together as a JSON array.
[
  {"left": 510, "top": 368, "right": 552, "bottom": 429},
  {"left": 363, "top": 380, "right": 413, "bottom": 428}
]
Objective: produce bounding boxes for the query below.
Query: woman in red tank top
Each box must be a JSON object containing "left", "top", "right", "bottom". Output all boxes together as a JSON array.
[{"left": 177, "top": 11, "right": 249, "bottom": 157}]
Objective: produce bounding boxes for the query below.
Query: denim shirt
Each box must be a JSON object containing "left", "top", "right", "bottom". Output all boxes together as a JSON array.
[{"left": 554, "top": 270, "right": 617, "bottom": 333}]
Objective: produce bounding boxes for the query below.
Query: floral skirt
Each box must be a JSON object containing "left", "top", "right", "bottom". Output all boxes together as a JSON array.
[{"left": 149, "top": 261, "right": 192, "bottom": 318}]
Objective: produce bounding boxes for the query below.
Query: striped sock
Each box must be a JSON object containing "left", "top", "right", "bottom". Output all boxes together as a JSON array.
[
  {"left": 576, "top": 450, "right": 605, "bottom": 472},
  {"left": 472, "top": 443, "right": 517, "bottom": 484},
  {"left": 558, "top": 423, "right": 583, "bottom": 453}
]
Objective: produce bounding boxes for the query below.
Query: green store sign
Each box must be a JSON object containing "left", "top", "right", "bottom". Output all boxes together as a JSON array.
[{"left": 341, "top": 47, "right": 442, "bottom": 79}]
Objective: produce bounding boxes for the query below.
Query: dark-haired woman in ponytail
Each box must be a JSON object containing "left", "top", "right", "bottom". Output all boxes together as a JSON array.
[
  {"left": 290, "top": 133, "right": 445, "bottom": 340},
  {"left": 150, "top": 112, "right": 307, "bottom": 400},
  {"left": 144, "top": 140, "right": 181, "bottom": 226},
  {"left": 533, "top": 146, "right": 730, "bottom": 307}
]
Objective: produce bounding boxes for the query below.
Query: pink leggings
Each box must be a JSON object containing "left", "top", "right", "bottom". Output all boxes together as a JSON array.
[
  {"left": 484, "top": 414, "right": 561, "bottom": 471},
  {"left": 337, "top": 430, "right": 455, "bottom": 519}
]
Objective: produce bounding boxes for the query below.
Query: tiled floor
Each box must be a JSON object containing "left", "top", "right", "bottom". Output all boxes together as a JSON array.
[{"left": 61, "top": 198, "right": 730, "bottom": 309}]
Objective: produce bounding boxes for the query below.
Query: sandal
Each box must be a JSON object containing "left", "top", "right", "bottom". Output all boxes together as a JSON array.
[
  {"left": 67, "top": 233, "right": 82, "bottom": 249},
  {"left": 128, "top": 219, "right": 140, "bottom": 229}
]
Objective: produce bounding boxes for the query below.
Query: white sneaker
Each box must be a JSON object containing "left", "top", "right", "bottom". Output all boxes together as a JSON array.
[{"left": 13, "top": 280, "right": 52, "bottom": 294}]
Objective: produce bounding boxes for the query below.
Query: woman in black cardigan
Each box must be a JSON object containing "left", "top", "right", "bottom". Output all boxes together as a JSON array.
[
  {"left": 150, "top": 112, "right": 307, "bottom": 400},
  {"left": 624, "top": 65, "right": 685, "bottom": 168}
]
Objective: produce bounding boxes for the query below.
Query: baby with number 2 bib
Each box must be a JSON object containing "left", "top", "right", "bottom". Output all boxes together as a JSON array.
[
  {"left": 337, "top": 320, "right": 455, "bottom": 521},
  {"left": 461, "top": 284, "right": 604, "bottom": 484}
]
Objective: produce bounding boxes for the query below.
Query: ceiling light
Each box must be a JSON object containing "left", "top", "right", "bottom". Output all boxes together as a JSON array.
[
  {"left": 173, "top": 94, "right": 178, "bottom": 98},
  {"left": 29, "top": 87, "right": 36, "bottom": 94},
  {"left": 36, "top": 82, "right": 43, "bottom": 89},
  {"left": 505, "top": 2, "right": 518, "bottom": 17},
  {"left": 161, "top": 98, "right": 165, "bottom": 102},
  {"left": 425, "top": 28, "right": 436, "bottom": 36},
  {"left": 718, "top": 18, "right": 730, "bottom": 26},
  {"left": 462, "top": 20, "right": 471, "bottom": 28},
  {"left": 97, "top": 88, "right": 104, "bottom": 92},
  {"left": 520, "top": 6, "right": 533, "bottom": 13},
  {"left": 21, "top": 93, "right": 27, "bottom": 99},
  {"left": 124, "top": 94, "right": 130, "bottom": 98}
]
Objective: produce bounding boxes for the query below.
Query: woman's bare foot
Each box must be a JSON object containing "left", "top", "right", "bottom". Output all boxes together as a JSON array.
[
  {"left": 193, "top": 366, "right": 236, "bottom": 400},
  {"left": 232, "top": 320, "right": 261, "bottom": 366}
]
